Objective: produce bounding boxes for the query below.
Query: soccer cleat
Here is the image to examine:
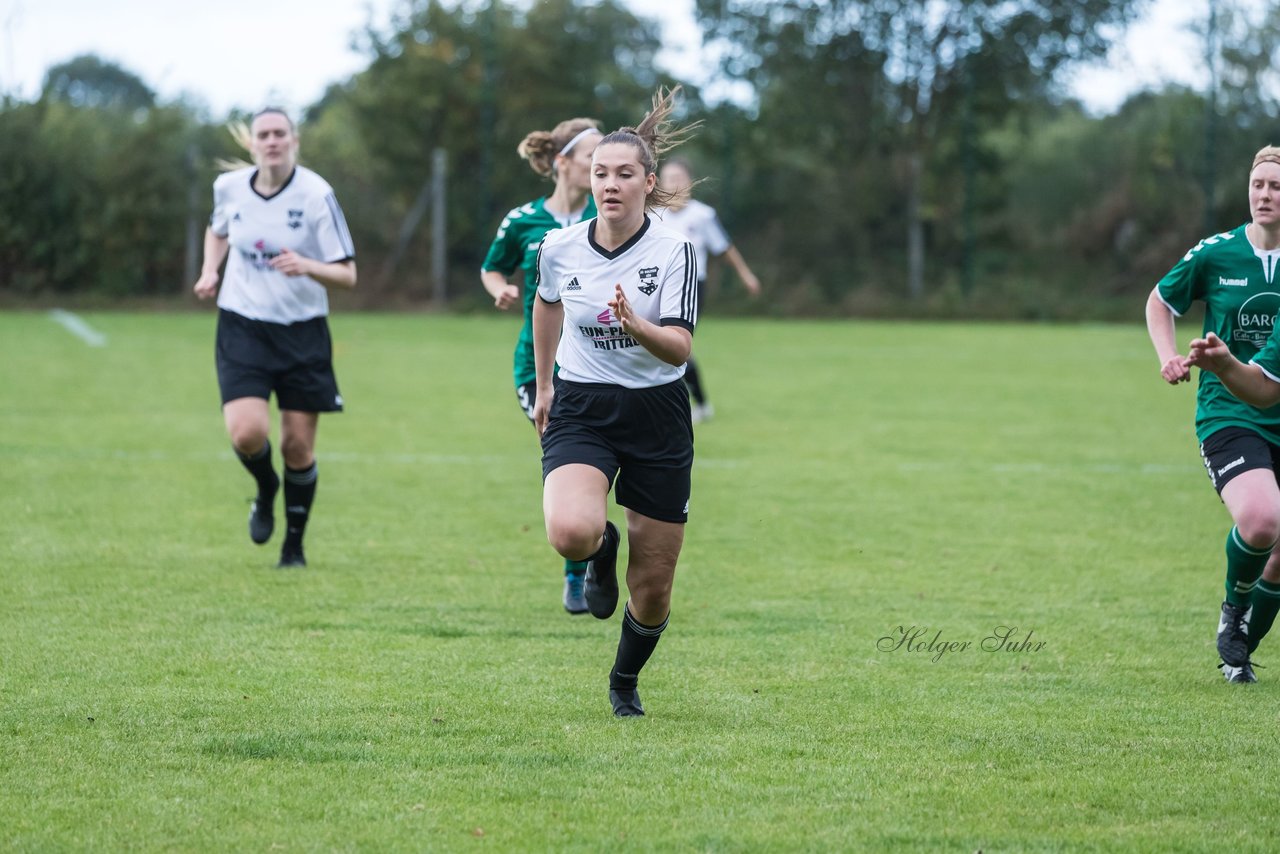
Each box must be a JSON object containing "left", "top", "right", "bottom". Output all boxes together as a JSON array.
[
  {"left": 563, "top": 570, "right": 588, "bottom": 614},
  {"left": 1217, "top": 601, "right": 1252, "bottom": 667},
  {"left": 609, "top": 688, "right": 645, "bottom": 717},
  {"left": 690, "top": 402, "right": 714, "bottom": 425},
  {"left": 277, "top": 544, "right": 306, "bottom": 569},
  {"left": 1220, "top": 660, "right": 1258, "bottom": 684},
  {"left": 248, "top": 496, "right": 275, "bottom": 545},
  {"left": 584, "top": 521, "right": 620, "bottom": 619}
]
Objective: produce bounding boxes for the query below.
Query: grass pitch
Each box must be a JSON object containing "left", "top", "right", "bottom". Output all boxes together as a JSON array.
[{"left": 0, "top": 310, "right": 1273, "bottom": 851}]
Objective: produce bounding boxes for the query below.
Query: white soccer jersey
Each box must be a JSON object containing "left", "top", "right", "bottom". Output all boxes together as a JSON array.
[
  {"left": 537, "top": 216, "right": 697, "bottom": 389},
  {"left": 210, "top": 166, "right": 355, "bottom": 324},
  {"left": 654, "top": 199, "right": 730, "bottom": 284}
]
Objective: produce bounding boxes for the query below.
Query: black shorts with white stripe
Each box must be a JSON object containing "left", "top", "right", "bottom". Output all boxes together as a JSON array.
[
  {"left": 1200, "top": 425, "right": 1280, "bottom": 495},
  {"left": 215, "top": 308, "right": 344, "bottom": 413},
  {"left": 541, "top": 377, "right": 693, "bottom": 523}
]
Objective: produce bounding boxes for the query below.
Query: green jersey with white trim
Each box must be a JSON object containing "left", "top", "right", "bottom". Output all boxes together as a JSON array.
[
  {"left": 482, "top": 196, "right": 596, "bottom": 387},
  {"left": 1157, "top": 223, "right": 1280, "bottom": 444}
]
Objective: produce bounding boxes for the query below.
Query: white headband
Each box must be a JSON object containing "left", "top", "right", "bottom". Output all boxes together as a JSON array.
[{"left": 559, "top": 128, "right": 602, "bottom": 157}]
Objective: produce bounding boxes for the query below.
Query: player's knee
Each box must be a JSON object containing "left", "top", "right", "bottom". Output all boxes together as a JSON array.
[
  {"left": 1237, "top": 510, "right": 1280, "bottom": 549},
  {"left": 279, "top": 435, "right": 313, "bottom": 469},
  {"left": 545, "top": 517, "right": 600, "bottom": 561},
  {"left": 227, "top": 424, "right": 268, "bottom": 456}
]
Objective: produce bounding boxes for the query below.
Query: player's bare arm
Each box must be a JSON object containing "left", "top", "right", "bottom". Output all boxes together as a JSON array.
[
  {"left": 1144, "top": 287, "right": 1190, "bottom": 384},
  {"left": 531, "top": 297, "right": 563, "bottom": 435},
  {"left": 480, "top": 269, "right": 519, "bottom": 310},
  {"left": 608, "top": 284, "right": 692, "bottom": 366},
  {"left": 270, "top": 250, "right": 356, "bottom": 289},
  {"left": 193, "top": 229, "right": 231, "bottom": 299},
  {"left": 1188, "top": 331, "right": 1280, "bottom": 407}
]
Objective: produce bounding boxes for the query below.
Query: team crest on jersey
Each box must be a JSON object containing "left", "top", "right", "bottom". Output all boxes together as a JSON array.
[
  {"left": 287, "top": 209, "right": 304, "bottom": 230},
  {"left": 637, "top": 266, "right": 659, "bottom": 295},
  {"left": 1234, "top": 292, "right": 1280, "bottom": 348}
]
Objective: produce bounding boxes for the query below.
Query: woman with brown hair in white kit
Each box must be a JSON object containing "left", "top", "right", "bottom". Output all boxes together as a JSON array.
[{"left": 532, "top": 87, "right": 699, "bottom": 717}]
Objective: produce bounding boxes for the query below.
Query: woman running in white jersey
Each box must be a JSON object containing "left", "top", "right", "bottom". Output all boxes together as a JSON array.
[
  {"left": 532, "top": 87, "right": 699, "bottom": 717},
  {"left": 192, "top": 108, "right": 356, "bottom": 569},
  {"left": 656, "top": 159, "right": 760, "bottom": 423}
]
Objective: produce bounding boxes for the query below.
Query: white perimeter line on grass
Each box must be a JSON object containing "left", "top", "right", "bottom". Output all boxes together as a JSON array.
[
  {"left": 49, "top": 310, "right": 107, "bottom": 347},
  {"left": 0, "top": 446, "right": 745, "bottom": 469},
  {"left": 898, "top": 461, "right": 1196, "bottom": 475}
]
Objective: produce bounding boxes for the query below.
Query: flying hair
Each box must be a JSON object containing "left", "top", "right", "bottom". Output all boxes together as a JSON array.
[
  {"left": 517, "top": 117, "right": 601, "bottom": 178},
  {"left": 596, "top": 85, "right": 701, "bottom": 211}
]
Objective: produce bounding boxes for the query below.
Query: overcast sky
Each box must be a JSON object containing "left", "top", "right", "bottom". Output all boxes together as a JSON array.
[{"left": 0, "top": 0, "right": 1251, "bottom": 118}]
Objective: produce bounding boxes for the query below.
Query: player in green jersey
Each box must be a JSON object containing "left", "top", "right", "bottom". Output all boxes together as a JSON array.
[
  {"left": 1148, "top": 145, "right": 1280, "bottom": 683},
  {"left": 481, "top": 117, "right": 601, "bottom": 614}
]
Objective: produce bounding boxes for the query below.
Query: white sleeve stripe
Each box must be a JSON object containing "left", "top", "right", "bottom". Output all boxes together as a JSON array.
[
  {"left": 1255, "top": 360, "right": 1280, "bottom": 385},
  {"left": 325, "top": 193, "right": 356, "bottom": 257},
  {"left": 1155, "top": 291, "right": 1183, "bottom": 318}
]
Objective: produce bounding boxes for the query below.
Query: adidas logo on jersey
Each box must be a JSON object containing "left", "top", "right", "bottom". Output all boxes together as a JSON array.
[{"left": 565, "top": 277, "right": 581, "bottom": 291}]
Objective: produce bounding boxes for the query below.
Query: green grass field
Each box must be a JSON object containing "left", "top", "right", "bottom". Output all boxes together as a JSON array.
[{"left": 1, "top": 310, "right": 1274, "bottom": 851}]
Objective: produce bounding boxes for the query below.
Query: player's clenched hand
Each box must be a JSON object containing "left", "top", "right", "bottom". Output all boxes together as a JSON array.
[
  {"left": 193, "top": 271, "right": 220, "bottom": 299},
  {"left": 494, "top": 284, "right": 519, "bottom": 311},
  {"left": 270, "top": 248, "right": 312, "bottom": 277},
  {"left": 533, "top": 390, "right": 553, "bottom": 437},
  {"left": 1160, "top": 354, "right": 1191, "bottom": 384},
  {"left": 1187, "top": 332, "right": 1231, "bottom": 374}
]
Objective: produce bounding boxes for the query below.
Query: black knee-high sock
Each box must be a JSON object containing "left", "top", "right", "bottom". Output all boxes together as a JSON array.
[
  {"left": 282, "top": 462, "right": 318, "bottom": 549},
  {"left": 684, "top": 358, "right": 706, "bottom": 405},
  {"left": 236, "top": 441, "right": 279, "bottom": 500},
  {"left": 610, "top": 605, "right": 669, "bottom": 691}
]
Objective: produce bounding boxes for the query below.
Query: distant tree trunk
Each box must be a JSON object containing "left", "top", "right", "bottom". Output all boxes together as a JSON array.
[
  {"left": 431, "top": 147, "right": 448, "bottom": 306},
  {"left": 906, "top": 151, "right": 925, "bottom": 300},
  {"left": 184, "top": 143, "right": 199, "bottom": 292}
]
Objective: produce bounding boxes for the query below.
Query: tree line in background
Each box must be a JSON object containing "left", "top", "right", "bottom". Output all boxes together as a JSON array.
[{"left": 2, "top": 0, "right": 1280, "bottom": 319}]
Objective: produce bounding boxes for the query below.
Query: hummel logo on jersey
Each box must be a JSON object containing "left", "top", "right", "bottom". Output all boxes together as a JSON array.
[
  {"left": 288, "top": 209, "right": 304, "bottom": 230},
  {"left": 1219, "top": 456, "right": 1246, "bottom": 477},
  {"left": 637, "top": 266, "right": 659, "bottom": 295},
  {"left": 1221, "top": 276, "right": 1248, "bottom": 287},
  {"left": 565, "top": 277, "right": 581, "bottom": 291},
  {"left": 597, "top": 308, "right": 615, "bottom": 325}
]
